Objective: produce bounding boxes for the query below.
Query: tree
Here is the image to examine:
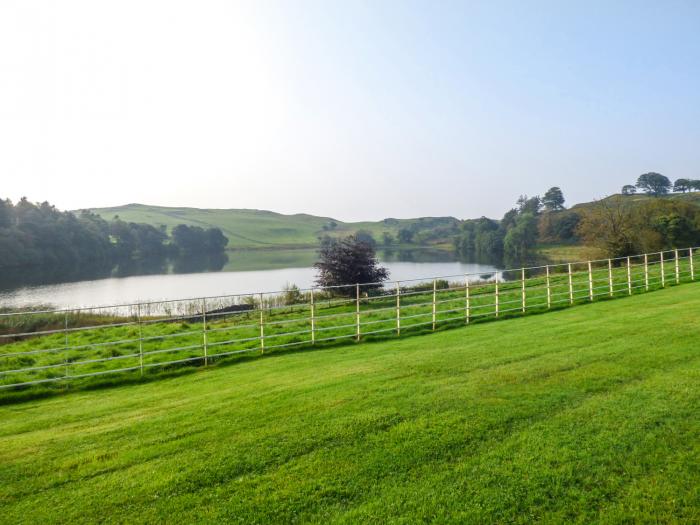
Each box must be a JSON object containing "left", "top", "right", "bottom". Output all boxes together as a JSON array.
[
  {"left": 542, "top": 187, "right": 565, "bottom": 211},
  {"left": 621, "top": 185, "right": 637, "bottom": 195},
  {"left": 355, "top": 229, "right": 376, "bottom": 248},
  {"left": 538, "top": 210, "right": 580, "bottom": 242},
  {"left": 205, "top": 227, "right": 228, "bottom": 253},
  {"left": 688, "top": 180, "right": 700, "bottom": 192},
  {"left": 0, "top": 198, "right": 12, "bottom": 228},
  {"left": 397, "top": 228, "right": 414, "bottom": 244},
  {"left": 636, "top": 172, "right": 671, "bottom": 196},
  {"left": 314, "top": 235, "right": 389, "bottom": 295},
  {"left": 503, "top": 212, "right": 538, "bottom": 262},
  {"left": 673, "top": 179, "right": 691, "bottom": 193},
  {"left": 382, "top": 232, "right": 394, "bottom": 246},
  {"left": 516, "top": 195, "right": 542, "bottom": 215},
  {"left": 576, "top": 197, "right": 638, "bottom": 257}
]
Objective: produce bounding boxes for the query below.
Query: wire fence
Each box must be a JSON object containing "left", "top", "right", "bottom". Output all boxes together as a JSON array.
[{"left": 0, "top": 246, "right": 697, "bottom": 391}]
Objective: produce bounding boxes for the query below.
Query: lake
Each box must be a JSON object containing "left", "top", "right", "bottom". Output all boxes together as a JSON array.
[{"left": 0, "top": 248, "right": 502, "bottom": 310}]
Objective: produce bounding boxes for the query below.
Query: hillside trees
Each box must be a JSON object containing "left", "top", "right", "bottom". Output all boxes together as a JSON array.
[
  {"left": 0, "top": 198, "right": 229, "bottom": 279},
  {"left": 577, "top": 197, "right": 700, "bottom": 257},
  {"left": 621, "top": 185, "right": 637, "bottom": 195},
  {"left": 171, "top": 224, "right": 228, "bottom": 256}
]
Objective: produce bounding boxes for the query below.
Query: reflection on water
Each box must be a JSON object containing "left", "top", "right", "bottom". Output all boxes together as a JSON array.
[{"left": 0, "top": 248, "right": 502, "bottom": 310}]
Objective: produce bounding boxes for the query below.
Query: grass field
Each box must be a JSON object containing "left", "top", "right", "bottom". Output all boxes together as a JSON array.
[
  {"left": 1, "top": 250, "right": 695, "bottom": 394},
  {"left": 1, "top": 283, "right": 699, "bottom": 523},
  {"left": 87, "top": 203, "right": 457, "bottom": 249}
]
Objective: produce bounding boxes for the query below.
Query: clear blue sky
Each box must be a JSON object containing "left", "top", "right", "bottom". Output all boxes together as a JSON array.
[{"left": 1, "top": 0, "right": 699, "bottom": 220}]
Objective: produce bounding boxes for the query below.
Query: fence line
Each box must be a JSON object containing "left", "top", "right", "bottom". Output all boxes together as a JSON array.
[{"left": 1, "top": 246, "right": 699, "bottom": 391}]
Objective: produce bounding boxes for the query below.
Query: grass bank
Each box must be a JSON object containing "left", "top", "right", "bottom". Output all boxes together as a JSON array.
[{"left": 1, "top": 284, "right": 699, "bottom": 523}]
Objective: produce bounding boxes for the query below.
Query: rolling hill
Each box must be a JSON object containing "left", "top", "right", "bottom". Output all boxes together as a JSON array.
[{"left": 87, "top": 203, "right": 459, "bottom": 249}]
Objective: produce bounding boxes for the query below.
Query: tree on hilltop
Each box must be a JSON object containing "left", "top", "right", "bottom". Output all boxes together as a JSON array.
[
  {"left": 636, "top": 173, "right": 671, "bottom": 196},
  {"left": 673, "top": 179, "right": 691, "bottom": 193},
  {"left": 542, "top": 187, "right": 565, "bottom": 211}
]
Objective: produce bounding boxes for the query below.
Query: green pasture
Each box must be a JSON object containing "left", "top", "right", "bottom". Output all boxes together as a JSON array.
[{"left": 1, "top": 281, "right": 699, "bottom": 522}]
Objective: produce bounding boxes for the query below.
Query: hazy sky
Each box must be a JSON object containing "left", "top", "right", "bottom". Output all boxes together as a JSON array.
[{"left": 1, "top": 1, "right": 699, "bottom": 221}]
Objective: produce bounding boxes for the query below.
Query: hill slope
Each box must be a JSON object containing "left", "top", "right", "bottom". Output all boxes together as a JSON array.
[
  {"left": 87, "top": 203, "right": 459, "bottom": 249},
  {"left": 2, "top": 284, "right": 699, "bottom": 523}
]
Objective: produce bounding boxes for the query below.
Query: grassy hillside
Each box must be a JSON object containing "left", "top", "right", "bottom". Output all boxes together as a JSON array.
[
  {"left": 87, "top": 203, "right": 458, "bottom": 249},
  {"left": 2, "top": 284, "right": 699, "bottom": 523}
]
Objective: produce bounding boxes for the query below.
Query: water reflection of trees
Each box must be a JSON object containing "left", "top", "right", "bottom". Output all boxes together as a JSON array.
[
  {"left": 380, "top": 248, "right": 504, "bottom": 267},
  {"left": 0, "top": 252, "right": 229, "bottom": 292}
]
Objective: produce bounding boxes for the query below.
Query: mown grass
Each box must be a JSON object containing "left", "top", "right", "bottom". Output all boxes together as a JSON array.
[
  {"left": 1, "top": 250, "right": 697, "bottom": 396},
  {"left": 1, "top": 283, "right": 699, "bottom": 523}
]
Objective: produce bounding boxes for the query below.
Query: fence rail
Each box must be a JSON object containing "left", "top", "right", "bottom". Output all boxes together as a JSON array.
[{"left": 0, "top": 247, "right": 698, "bottom": 391}]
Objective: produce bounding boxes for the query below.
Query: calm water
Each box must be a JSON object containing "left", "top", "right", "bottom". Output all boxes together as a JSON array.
[{"left": 0, "top": 250, "right": 501, "bottom": 310}]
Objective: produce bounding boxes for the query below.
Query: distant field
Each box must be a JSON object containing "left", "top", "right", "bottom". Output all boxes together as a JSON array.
[
  {"left": 1, "top": 284, "right": 699, "bottom": 523},
  {"left": 87, "top": 203, "right": 458, "bottom": 249},
  {"left": 536, "top": 243, "right": 601, "bottom": 263}
]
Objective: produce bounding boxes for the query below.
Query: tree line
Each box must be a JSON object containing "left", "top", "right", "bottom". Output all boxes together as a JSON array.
[
  {"left": 454, "top": 187, "right": 568, "bottom": 266},
  {"left": 454, "top": 181, "right": 700, "bottom": 264},
  {"left": 0, "top": 198, "right": 229, "bottom": 279},
  {"left": 621, "top": 172, "right": 700, "bottom": 196}
]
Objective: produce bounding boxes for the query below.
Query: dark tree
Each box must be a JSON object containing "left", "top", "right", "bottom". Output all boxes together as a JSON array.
[
  {"left": 0, "top": 198, "right": 12, "bottom": 228},
  {"left": 673, "top": 178, "right": 691, "bottom": 193},
  {"left": 636, "top": 172, "right": 671, "bottom": 195},
  {"left": 314, "top": 235, "right": 389, "bottom": 295},
  {"left": 397, "top": 227, "right": 414, "bottom": 243},
  {"left": 542, "top": 187, "right": 565, "bottom": 211},
  {"left": 205, "top": 227, "right": 228, "bottom": 253},
  {"left": 355, "top": 229, "right": 376, "bottom": 247},
  {"left": 621, "top": 184, "right": 637, "bottom": 195}
]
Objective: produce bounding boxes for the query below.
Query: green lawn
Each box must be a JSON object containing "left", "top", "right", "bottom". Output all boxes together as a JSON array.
[{"left": 1, "top": 284, "right": 699, "bottom": 523}]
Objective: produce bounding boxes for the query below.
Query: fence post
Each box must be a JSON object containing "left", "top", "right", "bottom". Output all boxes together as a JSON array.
[
  {"left": 64, "top": 311, "right": 69, "bottom": 379},
  {"left": 310, "top": 288, "right": 316, "bottom": 344},
  {"left": 675, "top": 249, "right": 680, "bottom": 284},
  {"left": 545, "top": 265, "right": 551, "bottom": 309},
  {"left": 691, "top": 248, "right": 695, "bottom": 281},
  {"left": 465, "top": 276, "right": 470, "bottom": 324},
  {"left": 259, "top": 293, "right": 265, "bottom": 354},
  {"left": 432, "top": 279, "right": 437, "bottom": 331},
  {"left": 495, "top": 274, "right": 500, "bottom": 317},
  {"left": 396, "top": 282, "right": 401, "bottom": 336},
  {"left": 201, "top": 298, "right": 208, "bottom": 366},
  {"left": 521, "top": 268, "right": 526, "bottom": 313},
  {"left": 355, "top": 284, "right": 360, "bottom": 342},
  {"left": 608, "top": 259, "right": 613, "bottom": 297},
  {"left": 644, "top": 253, "right": 649, "bottom": 291},
  {"left": 627, "top": 257, "right": 632, "bottom": 295},
  {"left": 660, "top": 251, "right": 665, "bottom": 288},
  {"left": 568, "top": 263, "right": 574, "bottom": 305},
  {"left": 588, "top": 261, "right": 594, "bottom": 301},
  {"left": 137, "top": 304, "right": 144, "bottom": 374}
]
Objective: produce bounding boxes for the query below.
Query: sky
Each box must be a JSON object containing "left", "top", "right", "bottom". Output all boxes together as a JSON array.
[{"left": 1, "top": 0, "right": 699, "bottom": 221}]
